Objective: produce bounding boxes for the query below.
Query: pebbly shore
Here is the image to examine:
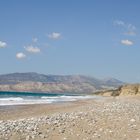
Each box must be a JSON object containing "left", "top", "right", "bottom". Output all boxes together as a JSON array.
[{"left": 0, "top": 97, "right": 140, "bottom": 140}]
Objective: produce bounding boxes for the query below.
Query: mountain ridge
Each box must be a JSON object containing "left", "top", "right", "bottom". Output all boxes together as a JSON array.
[{"left": 0, "top": 72, "right": 124, "bottom": 93}]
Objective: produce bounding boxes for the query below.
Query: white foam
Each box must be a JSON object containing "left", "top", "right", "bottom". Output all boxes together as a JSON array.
[
  {"left": 0, "top": 97, "right": 24, "bottom": 101},
  {"left": 41, "top": 96, "right": 77, "bottom": 102},
  {"left": 42, "top": 95, "right": 95, "bottom": 102},
  {"left": 0, "top": 99, "right": 53, "bottom": 106},
  {"left": 41, "top": 96, "right": 60, "bottom": 99},
  {"left": 0, "top": 95, "right": 98, "bottom": 106}
]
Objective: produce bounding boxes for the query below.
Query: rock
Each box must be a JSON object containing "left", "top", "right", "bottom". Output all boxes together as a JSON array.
[
  {"left": 59, "top": 129, "right": 65, "bottom": 133},
  {"left": 26, "top": 135, "right": 30, "bottom": 140},
  {"left": 40, "top": 134, "right": 46, "bottom": 139},
  {"left": 130, "top": 119, "right": 136, "bottom": 122},
  {"left": 38, "top": 131, "right": 42, "bottom": 135}
]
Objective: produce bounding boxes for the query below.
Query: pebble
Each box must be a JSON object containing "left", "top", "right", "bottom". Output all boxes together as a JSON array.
[
  {"left": 26, "top": 135, "right": 30, "bottom": 140},
  {"left": 1, "top": 98, "right": 140, "bottom": 140},
  {"left": 130, "top": 119, "right": 136, "bottom": 122}
]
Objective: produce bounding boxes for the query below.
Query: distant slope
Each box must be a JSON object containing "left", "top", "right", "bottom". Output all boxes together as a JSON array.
[
  {"left": 0, "top": 72, "right": 124, "bottom": 93},
  {"left": 97, "top": 84, "right": 140, "bottom": 96}
]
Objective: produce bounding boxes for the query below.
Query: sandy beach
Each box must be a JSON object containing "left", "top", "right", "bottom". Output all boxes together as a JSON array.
[{"left": 0, "top": 96, "right": 140, "bottom": 140}]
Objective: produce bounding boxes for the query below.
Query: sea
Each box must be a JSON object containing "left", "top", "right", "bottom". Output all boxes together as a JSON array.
[{"left": 0, "top": 91, "right": 99, "bottom": 106}]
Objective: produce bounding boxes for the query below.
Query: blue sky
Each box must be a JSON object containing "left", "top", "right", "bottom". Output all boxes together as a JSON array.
[{"left": 0, "top": 0, "right": 140, "bottom": 82}]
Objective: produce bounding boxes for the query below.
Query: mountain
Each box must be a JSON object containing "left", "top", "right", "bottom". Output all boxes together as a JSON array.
[{"left": 0, "top": 72, "right": 124, "bottom": 93}]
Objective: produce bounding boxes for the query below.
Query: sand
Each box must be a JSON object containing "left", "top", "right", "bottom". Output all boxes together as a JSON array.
[{"left": 0, "top": 96, "right": 140, "bottom": 140}]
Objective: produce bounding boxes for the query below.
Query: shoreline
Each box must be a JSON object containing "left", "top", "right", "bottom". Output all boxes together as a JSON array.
[
  {"left": 0, "top": 91, "right": 98, "bottom": 106},
  {"left": 1, "top": 96, "right": 140, "bottom": 140},
  {"left": 0, "top": 98, "right": 103, "bottom": 121}
]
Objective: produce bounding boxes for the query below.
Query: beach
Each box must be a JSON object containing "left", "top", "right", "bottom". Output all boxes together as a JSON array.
[{"left": 0, "top": 96, "right": 140, "bottom": 140}]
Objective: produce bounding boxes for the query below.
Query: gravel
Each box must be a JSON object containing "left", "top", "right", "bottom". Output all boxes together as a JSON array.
[{"left": 1, "top": 97, "right": 140, "bottom": 140}]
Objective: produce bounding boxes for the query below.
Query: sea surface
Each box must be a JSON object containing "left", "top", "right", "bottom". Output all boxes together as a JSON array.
[{"left": 0, "top": 91, "right": 99, "bottom": 106}]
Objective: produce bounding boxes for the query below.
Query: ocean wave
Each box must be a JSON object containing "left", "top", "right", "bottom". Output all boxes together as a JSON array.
[
  {"left": 0, "top": 94, "right": 99, "bottom": 106},
  {"left": 41, "top": 96, "right": 61, "bottom": 99},
  {"left": 42, "top": 95, "right": 94, "bottom": 102},
  {"left": 0, "top": 99, "right": 53, "bottom": 106},
  {"left": 0, "top": 97, "right": 24, "bottom": 101}
]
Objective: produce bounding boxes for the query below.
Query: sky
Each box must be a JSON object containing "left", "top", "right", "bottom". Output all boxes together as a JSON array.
[{"left": 0, "top": 0, "right": 140, "bottom": 83}]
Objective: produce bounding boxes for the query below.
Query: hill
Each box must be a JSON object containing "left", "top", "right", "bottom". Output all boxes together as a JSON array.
[
  {"left": 97, "top": 84, "right": 140, "bottom": 96},
  {"left": 0, "top": 72, "right": 124, "bottom": 93}
]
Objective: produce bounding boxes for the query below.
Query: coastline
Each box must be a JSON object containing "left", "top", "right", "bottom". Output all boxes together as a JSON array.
[
  {"left": 1, "top": 96, "right": 140, "bottom": 140},
  {"left": 0, "top": 99, "right": 96, "bottom": 120},
  {"left": 0, "top": 91, "right": 97, "bottom": 106}
]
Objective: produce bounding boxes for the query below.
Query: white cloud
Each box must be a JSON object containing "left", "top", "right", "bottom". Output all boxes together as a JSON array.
[
  {"left": 16, "top": 52, "right": 26, "bottom": 59},
  {"left": 114, "top": 20, "right": 125, "bottom": 26},
  {"left": 48, "top": 32, "right": 61, "bottom": 39},
  {"left": 0, "top": 41, "right": 7, "bottom": 48},
  {"left": 32, "top": 38, "right": 38, "bottom": 43},
  {"left": 121, "top": 39, "right": 134, "bottom": 46},
  {"left": 114, "top": 20, "right": 136, "bottom": 36},
  {"left": 25, "top": 45, "right": 40, "bottom": 53},
  {"left": 128, "top": 24, "right": 136, "bottom": 31}
]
